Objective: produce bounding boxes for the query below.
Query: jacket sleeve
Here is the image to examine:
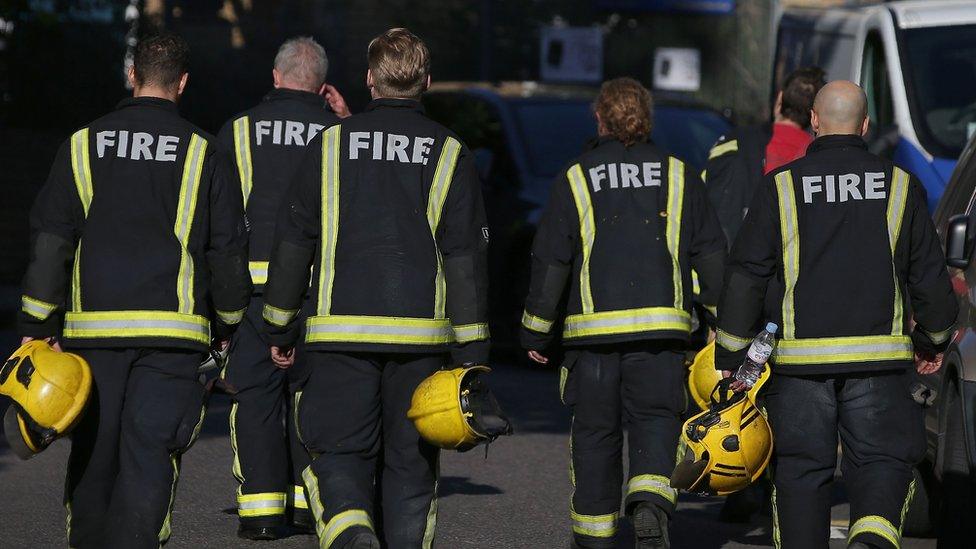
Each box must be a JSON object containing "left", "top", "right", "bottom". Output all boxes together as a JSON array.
[
  {"left": 18, "top": 140, "right": 83, "bottom": 339},
  {"left": 703, "top": 135, "right": 749, "bottom": 246},
  {"left": 261, "top": 139, "right": 322, "bottom": 347},
  {"left": 686, "top": 165, "right": 727, "bottom": 327},
  {"left": 520, "top": 169, "right": 577, "bottom": 352},
  {"left": 903, "top": 178, "right": 958, "bottom": 355},
  {"left": 206, "top": 148, "right": 252, "bottom": 340},
  {"left": 437, "top": 144, "right": 491, "bottom": 365},
  {"left": 715, "top": 176, "right": 780, "bottom": 371}
]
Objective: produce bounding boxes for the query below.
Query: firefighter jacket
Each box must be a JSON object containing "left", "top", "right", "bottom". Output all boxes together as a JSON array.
[
  {"left": 716, "top": 135, "right": 958, "bottom": 375},
  {"left": 217, "top": 88, "right": 341, "bottom": 290},
  {"left": 703, "top": 125, "right": 770, "bottom": 246},
  {"left": 18, "top": 97, "right": 252, "bottom": 352},
  {"left": 261, "top": 98, "right": 490, "bottom": 364},
  {"left": 520, "top": 137, "right": 727, "bottom": 350}
]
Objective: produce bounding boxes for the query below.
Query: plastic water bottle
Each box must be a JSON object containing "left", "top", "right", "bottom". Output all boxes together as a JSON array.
[{"left": 734, "top": 322, "right": 778, "bottom": 388}]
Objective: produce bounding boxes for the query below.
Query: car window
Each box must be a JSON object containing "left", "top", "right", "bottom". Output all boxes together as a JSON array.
[
  {"left": 510, "top": 100, "right": 596, "bottom": 179},
  {"left": 423, "top": 93, "right": 517, "bottom": 185},
  {"left": 861, "top": 32, "right": 895, "bottom": 131}
]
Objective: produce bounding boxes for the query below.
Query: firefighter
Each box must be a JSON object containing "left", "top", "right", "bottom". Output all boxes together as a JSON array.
[
  {"left": 715, "top": 81, "right": 957, "bottom": 549},
  {"left": 521, "top": 78, "right": 727, "bottom": 549},
  {"left": 17, "top": 33, "right": 251, "bottom": 548},
  {"left": 262, "top": 28, "right": 489, "bottom": 549},
  {"left": 216, "top": 36, "right": 348, "bottom": 541},
  {"left": 704, "top": 66, "right": 825, "bottom": 244}
]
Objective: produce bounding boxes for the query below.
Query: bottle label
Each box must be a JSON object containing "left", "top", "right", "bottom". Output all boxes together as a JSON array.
[{"left": 747, "top": 342, "right": 773, "bottom": 364}]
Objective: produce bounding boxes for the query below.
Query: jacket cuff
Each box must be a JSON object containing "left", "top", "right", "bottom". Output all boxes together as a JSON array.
[
  {"left": 520, "top": 326, "right": 552, "bottom": 352},
  {"left": 912, "top": 327, "right": 951, "bottom": 357},
  {"left": 17, "top": 311, "right": 62, "bottom": 340}
]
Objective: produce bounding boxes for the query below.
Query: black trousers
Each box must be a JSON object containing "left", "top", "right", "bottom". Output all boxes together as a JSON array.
[
  {"left": 562, "top": 343, "right": 686, "bottom": 549},
  {"left": 224, "top": 298, "right": 312, "bottom": 527},
  {"left": 764, "top": 370, "right": 925, "bottom": 549},
  {"left": 297, "top": 351, "right": 443, "bottom": 549},
  {"left": 65, "top": 348, "right": 207, "bottom": 549}
]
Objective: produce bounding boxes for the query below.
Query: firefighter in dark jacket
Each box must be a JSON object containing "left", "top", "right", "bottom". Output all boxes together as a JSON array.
[
  {"left": 216, "top": 36, "right": 347, "bottom": 541},
  {"left": 704, "top": 67, "right": 825, "bottom": 245},
  {"left": 17, "top": 33, "right": 251, "bottom": 548},
  {"left": 521, "top": 78, "right": 727, "bottom": 549},
  {"left": 262, "top": 28, "right": 489, "bottom": 549},
  {"left": 716, "top": 81, "right": 958, "bottom": 549}
]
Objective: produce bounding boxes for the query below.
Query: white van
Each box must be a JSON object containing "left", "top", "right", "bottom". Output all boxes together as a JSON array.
[{"left": 775, "top": 0, "right": 976, "bottom": 212}]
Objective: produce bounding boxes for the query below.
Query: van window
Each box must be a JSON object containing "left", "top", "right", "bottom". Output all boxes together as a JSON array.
[
  {"left": 773, "top": 24, "right": 855, "bottom": 91},
  {"left": 861, "top": 32, "right": 894, "bottom": 131}
]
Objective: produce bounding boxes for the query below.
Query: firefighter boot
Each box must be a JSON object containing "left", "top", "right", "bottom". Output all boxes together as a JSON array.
[
  {"left": 238, "top": 525, "right": 280, "bottom": 541},
  {"left": 848, "top": 543, "right": 877, "bottom": 549},
  {"left": 633, "top": 502, "right": 670, "bottom": 549},
  {"left": 346, "top": 532, "right": 381, "bottom": 549}
]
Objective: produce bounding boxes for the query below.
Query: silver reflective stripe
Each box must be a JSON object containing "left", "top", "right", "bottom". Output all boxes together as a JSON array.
[
  {"left": 427, "top": 138, "right": 461, "bottom": 319},
  {"left": 627, "top": 474, "right": 677, "bottom": 503},
  {"left": 570, "top": 510, "right": 617, "bottom": 538},
  {"left": 63, "top": 312, "right": 210, "bottom": 344},
  {"left": 567, "top": 164, "right": 595, "bottom": 314},
  {"left": 666, "top": 157, "right": 685, "bottom": 310},
  {"left": 22, "top": 296, "right": 57, "bottom": 320},
  {"left": 263, "top": 304, "right": 298, "bottom": 327},
  {"left": 323, "top": 509, "right": 373, "bottom": 548},
  {"left": 233, "top": 116, "right": 254, "bottom": 205},
  {"left": 306, "top": 316, "right": 453, "bottom": 345},
  {"left": 521, "top": 311, "right": 554, "bottom": 334},
  {"left": 238, "top": 497, "right": 286, "bottom": 511},
  {"left": 453, "top": 322, "right": 489, "bottom": 343},
  {"left": 774, "top": 335, "right": 913, "bottom": 364},
  {"left": 848, "top": 515, "right": 900, "bottom": 548},
  {"left": 249, "top": 261, "right": 269, "bottom": 285},
  {"left": 887, "top": 168, "right": 909, "bottom": 335},
  {"left": 317, "top": 126, "right": 341, "bottom": 316},
  {"left": 175, "top": 134, "right": 208, "bottom": 315},
  {"left": 564, "top": 307, "right": 691, "bottom": 339},
  {"left": 716, "top": 329, "right": 751, "bottom": 352},
  {"left": 922, "top": 326, "right": 954, "bottom": 345},
  {"left": 70, "top": 128, "right": 93, "bottom": 215},
  {"left": 776, "top": 171, "right": 800, "bottom": 340},
  {"left": 216, "top": 308, "right": 245, "bottom": 325}
]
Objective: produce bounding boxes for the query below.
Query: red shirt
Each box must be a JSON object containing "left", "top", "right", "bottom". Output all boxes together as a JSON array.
[{"left": 764, "top": 122, "right": 813, "bottom": 174}]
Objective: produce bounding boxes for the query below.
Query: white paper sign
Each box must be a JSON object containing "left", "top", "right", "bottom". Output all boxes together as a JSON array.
[
  {"left": 540, "top": 26, "right": 604, "bottom": 84},
  {"left": 653, "top": 48, "right": 701, "bottom": 92}
]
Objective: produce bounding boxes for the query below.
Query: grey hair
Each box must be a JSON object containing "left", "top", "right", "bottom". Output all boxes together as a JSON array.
[{"left": 274, "top": 36, "right": 328, "bottom": 91}]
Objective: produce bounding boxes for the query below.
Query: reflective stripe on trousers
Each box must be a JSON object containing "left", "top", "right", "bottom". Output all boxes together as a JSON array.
[
  {"left": 238, "top": 492, "right": 287, "bottom": 517},
  {"left": 571, "top": 509, "right": 618, "bottom": 538},
  {"left": 626, "top": 474, "right": 677, "bottom": 504}
]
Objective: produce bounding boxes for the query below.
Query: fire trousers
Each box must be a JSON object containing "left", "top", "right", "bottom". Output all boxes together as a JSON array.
[
  {"left": 764, "top": 370, "right": 925, "bottom": 549},
  {"left": 224, "top": 298, "right": 312, "bottom": 527},
  {"left": 561, "top": 342, "right": 686, "bottom": 549},
  {"left": 297, "top": 351, "right": 444, "bottom": 549},
  {"left": 64, "top": 348, "right": 207, "bottom": 549}
]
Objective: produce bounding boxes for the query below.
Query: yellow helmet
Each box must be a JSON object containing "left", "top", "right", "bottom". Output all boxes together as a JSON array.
[
  {"left": 407, "top": 366, "right": 512, "bottom": 451},
  {"left": 688, "top": 342, "right": 723, "bottom": 411},
  {"left": 670, "top": 368, "right": 773, "bottom": 496},
  {"left": 1, "top": 341, "right": 92, "bottom": 460}
]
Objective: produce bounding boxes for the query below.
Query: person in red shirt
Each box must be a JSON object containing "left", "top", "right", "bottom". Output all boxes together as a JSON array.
[{"left": 765, "top": 67, "right": 827, "bottom": 173}]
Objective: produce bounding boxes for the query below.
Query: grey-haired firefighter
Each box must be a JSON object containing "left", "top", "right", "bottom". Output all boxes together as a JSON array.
[
  {"left": 262, "top": 28, "right": 489, "bottom": 549},
  {"left": 715, "top": 81, "right": 957, "bottom": 549},
  {"left": 216, "top": 35, "right": 347, "bottom": 540},
  {"left": 17, "top": 33, "right": 251, "bottom": 548},
  {"left": 521, "top": 78, "right": 726, "bottom": 549}
]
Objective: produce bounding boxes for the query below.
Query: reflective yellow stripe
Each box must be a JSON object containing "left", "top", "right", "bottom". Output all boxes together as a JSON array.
[
  {"left": 772, "top": 484, "right": 781, "bottom": 548},
  {"left": 716, "top": 329, "right": 752, "bottom": 352},
  {"left": 21, "top": 295, "right": 57, "bottom": 320},
  {"left": 776, "top": 171, "right": 799, "bottom": 340},
  {"left": 570, "top": 509, "right": 618, "bottom": 538},
  {"left": 238, "top": 492, "right": 287, "bottom": 517},
  {"left": 567, "top": 164, "right": 595, "bottom": 314},
  {"left": 900, "top": 479, "right": 915, "bottom": 538},
  {"left": 888, "top": 168, "right": 909, "bottom": 336},
  {"left": 63, "top": 310, "right": 210, "bottom": 344},
  {"left": 302, "top": 467, "right": 328, "bottom": 544},
  {"left": 773, "top": 335, "right": 913, "bottom": 365},
  {"left": 428, "top": 137, "right": 462, "bottom": 319},
  {"left": 306, "top": 315, "right": 453, "bottom": 345},
  {"left": 157, "top": 455, "right": 180, "bottom": 544},
  {"left": 249, "top": 261, "right": 269, "bottom": 285},
  {"left": 233, "top": 116, "right": 254, "bottom": 205},
  {"left": 70, "top": 128, "right": 93, "bottom": 216},
  {"left": 317, "top": 126, "right": 341, "bottom": 316},
  {"left": 626, "top": 474, "right": 677, "bottom": 504},
  {"left": 667, "top": 157, "right": 685, "bottom": 310},
  {"left": 229, "top": 401, "right": 245, "bottom": 502},
  {"left": 216, "top": 308, "right": 245, "bottom": 325},
  {"left": 72, "top": 244, "right": 83, "bottom": 312},
  {"left": 921, "top": 325, "right": 954, "bottom": 345},
  {"left": 709, "top": 139, "right": 738, "bottom": 159},
  {"left": 452, "top": 322, "right": 489, "bottom": 343},
  {"left": 521, "top": 310, "right": 554, "bottom": 333},
  {"left": 692, "top": 270, "right": 700, "bottom": 296},
  {"left": 263, "top": 303, "right": 299, "bottom": 327},
  {"left": 175, "top": 134, "right": 208, "bottom": 315},
  {"left": 563, "top": 307, "right": 691, "bottom": 339},
  {"left": 422, "top": 457, "right": 439, "bottom": 549},
  {"left": 848, "top": 515, "right": 900, "bottom": 548},
  {"left": 291, "top": 485, "right": 309, "bottom": 510},
  {"left": 323, "top": 509, "right": 374, "bottom": 548}
]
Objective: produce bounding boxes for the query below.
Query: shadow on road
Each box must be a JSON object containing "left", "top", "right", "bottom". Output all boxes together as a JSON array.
[{"left": 439, "top": 475, "right": 504, "bottom": 496}]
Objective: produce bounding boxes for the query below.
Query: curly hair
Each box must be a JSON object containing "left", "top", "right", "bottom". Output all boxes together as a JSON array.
[{"left": 593, "top": 77, "right": 652, "bottom": 146}]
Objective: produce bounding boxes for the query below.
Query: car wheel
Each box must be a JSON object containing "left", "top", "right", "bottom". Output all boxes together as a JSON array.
[
  {"left": 902, "top": 467, "right": 934, "bottom": 536},
  {"left": 937, "top": 380, "right": 976, "bottom": 548}
]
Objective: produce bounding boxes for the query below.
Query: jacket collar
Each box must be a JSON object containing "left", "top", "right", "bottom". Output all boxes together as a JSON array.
[
  {"left": 586, "top": 135, "right": 656, "bottom": 151},
  {"left": 807, "top": 134, "right": 867, "bottom": 154},
  {"left": 115, "top": 96, "right": 179, "bottom": 114},
  {"left": 365, "top": 98, "right": 425, "bottom": 114},
  {"left": 263, "top": 87, "right": 326, "bottom": 108}
]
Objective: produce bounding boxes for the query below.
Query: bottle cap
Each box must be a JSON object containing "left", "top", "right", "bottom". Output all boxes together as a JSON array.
[{"left": 765, "top": 322, "right": 778, "bottom": 334}]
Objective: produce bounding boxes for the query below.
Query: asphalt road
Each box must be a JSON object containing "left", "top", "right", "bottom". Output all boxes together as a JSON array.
[{"left": 0, "top": 360, "right": 936, "bottom": 549}]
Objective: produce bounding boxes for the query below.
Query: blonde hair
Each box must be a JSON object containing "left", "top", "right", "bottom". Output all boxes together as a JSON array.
[
  {"left": 594, "top": 77, "right": 653, "bottom": 146},
  {"left": 367, "top": 28, "right": 430, "bottom": 99}
]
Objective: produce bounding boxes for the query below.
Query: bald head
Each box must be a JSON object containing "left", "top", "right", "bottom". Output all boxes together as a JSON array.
[{"left": 811, "top": 80, "right": 869, "bottom": 137}]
